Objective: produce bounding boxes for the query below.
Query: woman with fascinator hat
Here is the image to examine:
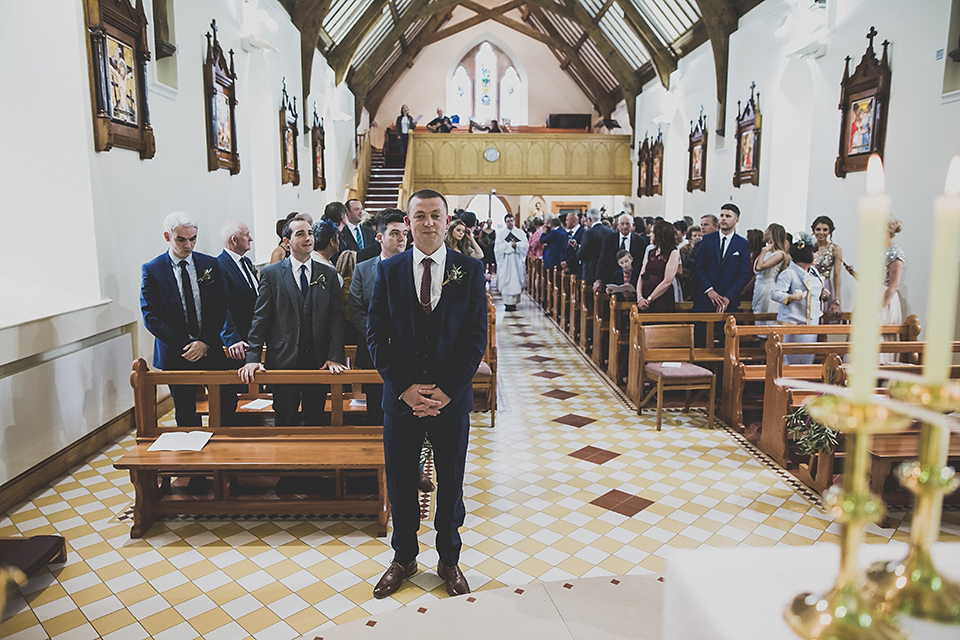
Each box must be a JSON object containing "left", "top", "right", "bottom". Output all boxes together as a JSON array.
[{"left": 770, "top": 233, "right": 830, "bottom": 364}]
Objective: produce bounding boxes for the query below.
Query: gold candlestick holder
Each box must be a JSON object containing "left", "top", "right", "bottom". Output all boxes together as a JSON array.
[
  {"left": 784, "top": 394, "right": 913, "bottom": 639},
  {"left": 865, "top": 378, "right": 960, "bottom": 624}
]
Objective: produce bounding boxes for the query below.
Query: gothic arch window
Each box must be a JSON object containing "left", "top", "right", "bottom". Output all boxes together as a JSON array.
[
  {"left": 500, "top": 67, "right": 521, "bottom": 125},
  {"left": 446, "top": 41, "right": 527, "bottom": 125}
]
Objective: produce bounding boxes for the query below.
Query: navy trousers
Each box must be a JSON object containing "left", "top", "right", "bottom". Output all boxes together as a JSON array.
[{"left": 383, "top": 410, "right": 470, "bottom": 566}]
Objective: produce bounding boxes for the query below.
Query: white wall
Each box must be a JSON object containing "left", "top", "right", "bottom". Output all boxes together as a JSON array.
[
  {"left": 631, "top": 0, "right": 960, "bottom": 335},
  {"left": 0, "top": 0, "right": 358, "bottom": 485}
]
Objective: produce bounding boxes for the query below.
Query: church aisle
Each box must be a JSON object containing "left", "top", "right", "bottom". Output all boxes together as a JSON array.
[{"left": 2, "top": 291, "right": 957, "bottom": 639}]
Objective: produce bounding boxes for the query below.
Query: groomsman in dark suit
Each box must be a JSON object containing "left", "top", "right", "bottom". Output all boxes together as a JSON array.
[
  {"left": 141, "top": 213, "right": 241, "bottom": 426},
  {"left": 577, "top": 208, "right": 614, "bottom": 292},
  {"left": 217, "top": 221, "right": 257, "bottom": 344},
  {"left": 599, "top": 214, "right": 649, "bottom": 286},
  {"left": 560, "top": 211, "right": 585, "bottom": 275},
  {"left": 342, "top": 199, "right": 378, "bottom": 260},
  {"left": 348, "top": 209, "right": 407, "bottom": 426},
  {"left": 692, "top": 203, "right": 751, "bottom": 314},
  {"left": 367, "top": 189, "right": 486, "bottom": 599},
  {"left": 238, "top": 218, "right": 346, "bottom": 426}
]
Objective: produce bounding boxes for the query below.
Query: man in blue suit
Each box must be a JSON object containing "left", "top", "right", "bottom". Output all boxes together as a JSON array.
[
  {"left": 367, "top": 189, "right": 487, "bottom": 599},
  {"left": 217, "top": 221, "right": 257, "bottom": 344},
  {"left": 141, "top": 213, "right": 244, "bottom": 426},
  {"left": 692, "top": 203, "right": 752, "bottom": 315}
]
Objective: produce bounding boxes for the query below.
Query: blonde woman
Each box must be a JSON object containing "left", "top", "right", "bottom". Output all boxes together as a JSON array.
[
  {"left": 752, "top": 223, "right": 791, "bottom": 316},
  {"left": 880, "top": 216, "right": 906, "bottom": 364}
]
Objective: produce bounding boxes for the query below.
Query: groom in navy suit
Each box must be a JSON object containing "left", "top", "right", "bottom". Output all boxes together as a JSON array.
[
  {"left": 141, "top": 213, "right": 244, "bottom": 426},
  {"left": 692, "top": 203, "right": 752, "bottom": 316},
  {"left": 367, "top": 189, "right": 487, "bottom": 599}
]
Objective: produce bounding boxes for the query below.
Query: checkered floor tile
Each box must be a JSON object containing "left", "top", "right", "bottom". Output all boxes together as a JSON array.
[{"left": 2, "top": 288, "right": 958, "bottom": 639}]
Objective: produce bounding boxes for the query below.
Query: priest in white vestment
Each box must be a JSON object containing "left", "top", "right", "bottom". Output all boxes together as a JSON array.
[{"left": 494, "top": 213, "right": 528, "bottom": 311}]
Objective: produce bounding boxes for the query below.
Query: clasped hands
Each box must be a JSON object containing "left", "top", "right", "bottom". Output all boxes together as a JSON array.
[
  {"left": 238, "top": 360, "right": 347, "bottom": 384},
  {"left": 401, "top": 384, "right": 451, "bottom": 418},
  {"left": 706, "top": 290, "right": 729, "bottom": 313}
]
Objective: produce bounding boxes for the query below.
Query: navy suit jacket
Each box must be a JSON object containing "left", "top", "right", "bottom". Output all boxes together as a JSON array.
[
  {"left": 599, "top": 231, "right": 648, "bottom": 283},
  {"left": 563, "top": 225, "right": 585, "bottom": 273},
  {"left": 367, "top": 248, "right": 487, "bottom": 417},
  {"left": 541, "top": 227, "right": 569, "bottom": 270},
  {"left": 692, "top": 231, "right": 752, "bottom": 311},
  {"left": 577, "top": 223, "right": 614, "bottom": 283},
  {"left": 217, "top": 250, "right": 257, "bottom": 341},
  {"left": 141, "top": 251, "right": 236, "bottom": 370}
]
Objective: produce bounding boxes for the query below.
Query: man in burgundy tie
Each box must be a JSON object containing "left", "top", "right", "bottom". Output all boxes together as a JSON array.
[{"left": 367, "top": 189, "right": 487, "bottom": 599}]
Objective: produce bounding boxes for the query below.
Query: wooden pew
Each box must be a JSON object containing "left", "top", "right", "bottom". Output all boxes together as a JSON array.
[
  {"left": 606, "top": 293, "right": 638, "bottom": 384},
  {"left": 758, "top": 337, "right": 932, "bottom": 468},
  {"left": 578, "top": 281, "right": 594, "bottom": 353},
  {"left": 558, "top": 273, "right": 575, "bottom": 333},
  {"left": 625, "top": 309, "right": 777, "bottom": 405},
  {"left": 591, "top": 292, "right": 611, "bottom": 367},
  {"left": 472, "top": 294, "right": 498, "bottom": 426},
  {"left": 116, "top": 362, "right": 389, "bottom": 538},
  {"left": 720, "top": 315, "right": 917, "bottom": 430},
  {"left": 567, "top": 275, "right": 581, "bottom": 342}
]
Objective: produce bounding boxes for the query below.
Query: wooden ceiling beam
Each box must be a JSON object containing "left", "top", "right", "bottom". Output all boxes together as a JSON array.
[
  {"left": 326, "top": 0, "right": 389, "bottom": 84},
  {"left": 616, "top": 0, "right": 676, "bottom": 90},
  {"left": 694, "top": 0, "right": 740, "bottom": 135}
]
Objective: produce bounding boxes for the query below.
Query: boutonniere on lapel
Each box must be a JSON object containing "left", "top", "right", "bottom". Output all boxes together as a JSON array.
[
  {"left": 309, "top": 273, "right": 327, "bottom": 289},
  {"left": 442, "top": 265, "right": 464, "bottom": 287},
  {"left": 196, "top": 269, "right": 213, "bottom": 285}
]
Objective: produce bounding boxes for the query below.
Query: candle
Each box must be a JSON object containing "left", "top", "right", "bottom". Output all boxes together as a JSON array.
[
  {"left": 923, "top": 155, "right": 960, "bottom": 385},
  {"left": 849, "top": 155, "right": 890, "bottom": 402}
]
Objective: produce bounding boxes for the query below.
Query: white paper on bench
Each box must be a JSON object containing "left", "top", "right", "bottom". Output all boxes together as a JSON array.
[
  {"left": 241, "top": 398, "right": 273, "bottom": 410},
  {"left": 147, "top": 431, "right": 213, "bottom": 452},
  {"left": 661, "top": 362, "right": 682, "bottom": 369},
  {"left": 349, "top": 399, "right": 367, "bottom": 408}
]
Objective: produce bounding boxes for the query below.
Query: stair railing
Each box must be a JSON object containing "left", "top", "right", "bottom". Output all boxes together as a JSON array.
[{"left": 347, "top": 130, "right": 372, "bottom": 204}]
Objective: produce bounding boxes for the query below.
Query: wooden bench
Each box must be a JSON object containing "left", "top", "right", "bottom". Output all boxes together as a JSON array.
[
  {"left": 758, "top": 337, "right": 933, "bottom": 468},
  {"left": 606, "top": 294, "right": 638, "bottom": 384},
  {"left": 591, "top": 291, "right": 611, "bottom": 367},
  {"left": 624, "top": 309, "right": 776, "bottom": 406},
  {"left": 567, "top": 274, "right": 582, "bottom": 342},
  {"left": 578, "top": 280, "right": 595, "bottom": 353},
  {"left": 719, "top": 315, "right": 914, "bottom": 430},
  {"left": 472, "top": 294, "right": 498, "bottom": 426},
  {"left": 115, "top": 362, "right": 390, "bottom": 538}
]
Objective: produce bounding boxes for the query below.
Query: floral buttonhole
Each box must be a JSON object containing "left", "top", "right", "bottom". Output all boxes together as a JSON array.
[
  {"left": 442, "top": 265, "right": 464, "bottom": 287},
  {"left": 309, "top": 273, "right": 327, "bottom": 289},
  {"left": 197, "top": 268, "right": 213, "bottom": 285}
]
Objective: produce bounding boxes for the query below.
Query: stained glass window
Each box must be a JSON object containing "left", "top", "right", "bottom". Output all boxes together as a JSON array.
[
  {"left": 500, "top": 67, "right": 521, "bottom": 126},
  {"left": 450, "top": 65, "right": 472, "bottom": 123}
]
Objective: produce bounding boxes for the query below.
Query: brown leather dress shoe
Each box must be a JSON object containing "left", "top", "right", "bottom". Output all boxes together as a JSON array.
[
  {"left": 373, "top": 560, "right": 417, "bottom": 599},
  {"left": 418, "top": 471, "right": 435, "bottom": 493},
  {"left": 437, "top": 561, "right": 470, "bottom": 597}
]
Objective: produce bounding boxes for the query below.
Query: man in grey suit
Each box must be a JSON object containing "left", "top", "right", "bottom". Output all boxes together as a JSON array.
[
  {"left": 348, "top": 209, "right": 407, "bottom": 426},
  {"left": 577, "top": 208, "right": 614, "bottom": 292},
  {"left": 239, "top": 218, "right": 346, "bottom": 425}
]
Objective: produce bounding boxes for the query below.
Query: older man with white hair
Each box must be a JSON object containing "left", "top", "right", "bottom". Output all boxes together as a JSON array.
[
  {"left": 141, "top": 213, "right": 241, "bottom": 427},
  {"left": 598, "top": 213, "right": 648, "bottom": 286},
  {"left": 217, "top": 221, "right": 257, "bottom": 349}
]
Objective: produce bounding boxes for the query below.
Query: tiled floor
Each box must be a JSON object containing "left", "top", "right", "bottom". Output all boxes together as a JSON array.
[{"left": 2, "top": 289, "right": 958, "bottom": 639}]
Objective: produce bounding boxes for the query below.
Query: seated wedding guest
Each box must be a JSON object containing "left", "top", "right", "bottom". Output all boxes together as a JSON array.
[
  {"left": 445, "top": 219, "right": 483, "bottom": 260},
  {"left": 142, "top": 213, "right": 240, "bottom": 427},
  {"left": 637, "top": 220, "right": 680, "bottom": 313},
  {"left": 239, "top": 218, "right": 346, "bottom": 426},
  {"left": 540, "top": 217, "right": 568, "bottom": 270},
  {"left": 752, "top": 223, "right": 791, "bottom": 318},
  {"left": 880, "top": 216, "right": 906, "bottom": 364},
  {"left": 606, "top": 249, "right": 640, "bottom": 289},
  {"left": 770, "top": 235, "right": 828, "bottom": 365},
  {"left": 811, "top": 215, "right": 852, "bottom": 314},
  {"left": 312, "top": 219, "right": 344, "bottom": 286}
]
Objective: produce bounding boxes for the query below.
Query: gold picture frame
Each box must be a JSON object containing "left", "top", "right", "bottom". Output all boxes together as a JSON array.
[
  {"left": 687, "top": 107, "right": 707, "bottom": 193},
  {"left": 279, "top": 78, "right": 299, "bottom": 186},
  {"left": 734, "top": 83, "right": 761, "bottom": 188},
  {"left": 203, "top": 19, "right": 240, "bottom": 174},
  {"left": 836, "top": 27, "right": 891, "bottom": 178}
]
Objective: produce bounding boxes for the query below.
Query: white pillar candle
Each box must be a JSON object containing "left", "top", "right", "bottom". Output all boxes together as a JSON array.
[
  {"left": 849, "top": 155, "right": 890, "bottom": 402},
  {"left": 923, "top": 156, "right": 960, "bottom": 385}
]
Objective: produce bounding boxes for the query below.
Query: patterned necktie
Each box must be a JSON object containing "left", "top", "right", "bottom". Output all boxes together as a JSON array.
[
  {"left": 179, "top": 260, "right": 200, "bottom": 338},
  {"left": 720, "top": 236, "right": 727, "bottom": 258},
  {"left": 355, "top": 226, "right": 363, "bottom": 249},
  {"left": 420, "top": 257, "right": 433, "bottom": 314},
  {"left": 241, "top": 257, "right": 257, "bottom": 290},
  {"left": 299, "top": 264, "right": 308, "bottom": 296}
]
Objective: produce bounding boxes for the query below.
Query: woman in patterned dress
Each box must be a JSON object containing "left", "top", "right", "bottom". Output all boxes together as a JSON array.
[
  {"left": 879, "top": 216, "right": 906, "bottom": 364},
  {"left": 811, "top": 215, "right": 852, "bottom": 314}
]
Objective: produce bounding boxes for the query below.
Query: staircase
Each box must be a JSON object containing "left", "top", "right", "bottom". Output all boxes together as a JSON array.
[{"left": 364, "top": 149, "right": 404, "bottom": 213}]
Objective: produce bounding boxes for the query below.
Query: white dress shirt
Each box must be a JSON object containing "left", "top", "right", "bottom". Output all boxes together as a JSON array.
[
  {"left": 618, "top": 234, "right": 632, "bottom": 252},
  {"left": 719, "top": 230, "right": 735, "bottom": 258},
  {"left": 168, "top": 249, "right": 202, "bottom": 331},
  {"left": 225, "top": 248, "right": 256, "bottom": 289},
  {"left": 291, "top": 254, "right": 312, "bottom": 288},
  {"left": 345, "top": 221, "right": 363, "bottom": 249},
  {"left": 412, "top": 244, "right": 446, "bottom": 311}
]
